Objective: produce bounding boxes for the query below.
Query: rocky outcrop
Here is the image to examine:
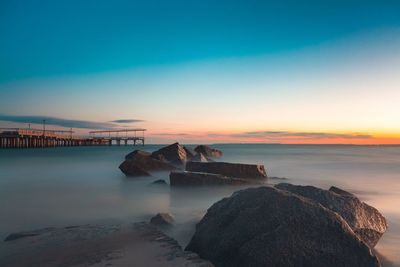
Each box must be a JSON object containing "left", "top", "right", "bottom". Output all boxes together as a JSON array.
[
  {"left": 170, "top": 171, "right": 252, "bottom": 186},
  {"left": 186, "top": 186, "right": 380, "bottom": 267},
  {"left": 194, "top": 145, "right": 223, "bottom": 158},
  {"left": 190, "top": 152, "right": 208, "bottom": 162},
  {"left": 186, "top": 161, "right": 267, "bottom": 179},
  {"left": 275, "top": 183, "right": 388, "bottom": 248},
  {"left": 119, "top": 149, "right": 176, "bottom": 176},
  {"left": 150, "top": 213, "right": 175, "bottom": 227},
  {"left": 151, "top": 143, "right": 189, "bottom": 166}
]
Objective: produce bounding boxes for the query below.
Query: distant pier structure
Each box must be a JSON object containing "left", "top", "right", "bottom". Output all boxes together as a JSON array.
[
  {"left": 0, "top": 128, "right": 146, "bottom": 148},
  {"left": 89, "top": 129, "right": 146, "bottom": 146}
]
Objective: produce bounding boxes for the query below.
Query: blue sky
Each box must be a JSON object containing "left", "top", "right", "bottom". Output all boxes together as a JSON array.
[
  {"left": 1, "top": 0, "right": 399, "bottom": 81},
  {"left": 1, "top": 0, "right": 400, "bottom": 143}
]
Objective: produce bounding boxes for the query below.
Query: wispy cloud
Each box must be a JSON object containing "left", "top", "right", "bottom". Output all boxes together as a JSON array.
[
  {"left": 110, "top": 119, "right": 144, "bottom": 123},
  {"left": 153, "top": 133, "right": 189, "bottom": 136},
  {"left": 0, "top": 115, "right": 141, "bottom": 130}
]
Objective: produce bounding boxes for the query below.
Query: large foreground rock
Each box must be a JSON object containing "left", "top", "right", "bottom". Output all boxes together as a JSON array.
[
  {"left": 151, "top": 143, "right": 189, "bottom": 166},
  {"left": 186, "top": 161, "right": 267, "bottom": 179},
  {"left": 119, "top": 150, "right": 176, "bottom": 176},
  {"left": 275, "top": 183, "right": 388, "bottom": 248},
  {"left": 186, "top": 186, "right": 379, "bottom": 267},
  {"left": 170, "top": 171, "right": 252, "bottom": 186},
  {"left": 194, "top": 145, "right": 223, "bottom": 158}
]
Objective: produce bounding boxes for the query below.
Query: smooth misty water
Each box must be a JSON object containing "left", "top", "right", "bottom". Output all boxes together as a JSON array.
[{"left": 0, "top": 144, "right": 399, "bottom": 266}]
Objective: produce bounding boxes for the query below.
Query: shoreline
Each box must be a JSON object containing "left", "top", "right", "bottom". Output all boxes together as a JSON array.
[{"left": 0, "top": 222, "right": 213, "bottom": 267}]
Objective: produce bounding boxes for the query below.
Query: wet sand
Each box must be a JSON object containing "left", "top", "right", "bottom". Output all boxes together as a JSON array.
[{"left": 0, "top": 222, "right": 213, "bottom": 267}]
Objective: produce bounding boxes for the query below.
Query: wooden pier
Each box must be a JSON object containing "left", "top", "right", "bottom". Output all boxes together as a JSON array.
[
  {"left": 0, "top": 128, "right": 146, "bottom": 149},
  {"left": 89, "top": 129, "right": 146, "bottom": 146}
]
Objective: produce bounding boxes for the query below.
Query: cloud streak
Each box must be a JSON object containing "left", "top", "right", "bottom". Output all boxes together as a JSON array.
[
  {"left": 205, "top": 131, "right": 372, "bottom": 141},
  {"left": 234, "top": 131, "right": 372, "bottom": 140},
  {"left": 0, "top": 115, "right": 143, "bottom": 130},
  {"left": 110, "top": 119, "right": 144, "bottom": 123},
  {"left": 153, "top": 133, "right": 189, "bottom": 136}
]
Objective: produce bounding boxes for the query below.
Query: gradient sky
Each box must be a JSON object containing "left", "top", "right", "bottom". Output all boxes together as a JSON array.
[{"left": 1, "top": 0, "right": 400, "bottom": 144}]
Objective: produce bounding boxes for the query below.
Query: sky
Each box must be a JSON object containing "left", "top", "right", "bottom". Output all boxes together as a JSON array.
[{"left": 0, "top": 0, "right": 400, "bottom": 144}]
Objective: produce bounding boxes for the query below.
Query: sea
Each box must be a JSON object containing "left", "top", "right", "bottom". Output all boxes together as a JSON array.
[{"left": 0, "top": 144, "right": 399, "bottom": 266}]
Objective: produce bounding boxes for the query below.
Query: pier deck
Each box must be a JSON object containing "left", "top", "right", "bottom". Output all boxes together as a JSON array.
[{"left": 0, "top": 128, "right": 146, "bottom": 148}]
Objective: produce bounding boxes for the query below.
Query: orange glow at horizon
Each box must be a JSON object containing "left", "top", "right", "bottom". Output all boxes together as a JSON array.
[{"left": 148, "top": 131, "right": 400, "bottom": 145}]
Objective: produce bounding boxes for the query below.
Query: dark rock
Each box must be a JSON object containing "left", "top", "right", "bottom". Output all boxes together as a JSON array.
[
  {"left": 119, "top": 149, "right": 176, "bottom": 176},
  {"left": 194, "top": 145, "right": 223, "bottom": 158},
  {"left": 329, "top": 185, "right": 355, "bottom": 197},
  {"left": 170, "top": 171, "right": 252, "bottom": 186},
  {"left": 4, "top": 232, "right": 40, "bottom": 242},
  {"left": 186, "top": 186, "right": 380, "bottom": 267},
  {"left": 119, "top": 161, "right": 151, "bottom": 176},
  {"left": 186, "top": 161, "right": 267, "bottom": 179},
  {"left": 275, "top": 183, "right": 388, "bottom": 248},
  {"left": 183, "top": 146, "right": 197, "bottom": 159},
  {"left": 151, "top": 179, "right": 167, "bottom": 185},
  {"left": 125, "top": 149, "right": 151, "bottom": 160},
  {"left": 150, "top": 213, "right": 175, "bottom": 227},
  {"left": 151, "top": 143, "right": 189, "bottom": 166},
  {"left": 190, "top": 152, "right": 208, "bottom": 162}
]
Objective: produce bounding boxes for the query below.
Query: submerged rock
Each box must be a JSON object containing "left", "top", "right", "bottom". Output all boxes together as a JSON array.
[
  {"left": 186, "top": 186, "right": 380, "bottom": 267},
  {"left": 119, "top": 149, "right": 176, "bottom": 176},
  {"left": 151, "top": 143, "right": 189, "bottom": 166},
  {"left": 150, "top": 213, "right": 175, "bottom": 227},
  {"left": 170, "top": 171, "right": 252, "bottom": 186},
  {"left": 4, "top": 232, "right": 40, "bottom": 242},
  {"left": 194, "top": 145, "right": 223, "bottom": 158},
  {"left": 275, "top": 183, "right": 388, "bottom": 248},
  {"left": 151, "top": 179, "right": 168, "bottom": 185},
  {"left": 186, "top": 161, "right": 267, "bottom": 179}
]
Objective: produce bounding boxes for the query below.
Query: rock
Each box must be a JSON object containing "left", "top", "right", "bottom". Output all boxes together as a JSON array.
[
  {"left": 150, "top": 213, "right": 175, "bottom": 227},
  {"left": 191, "top": 152, "right": 208, "bottom": 162},
  {"left": 186, "top": 161, "right": 267, "bottom": 179},
  {"left": 119, "top": 160, "right": 151, "bottom": 176},
  {"left": 4, "top": 232, "right": 40, "bottom": 242},
  {"left": 329, "top": 185, "right": 355, "bottom": 197},
  {"left": 170, "top": 171, "right": 252, "bottom": 186},
  {"left": 194, "top": 145, "right": 223, "bottom": 158},
  {"left": 275, "top": 183, "right": 388, "bottom": 248},
  {"left": 119, "top": 150, "right": 176, "bottom": 176},
  {"left": 151, "top": 143, "right": 189, "bottom": 166},
  {"left": 151, "top": 179, "right": 167, "bottom": 185},
  {"left": 125, "top": 150, "right": 151, "bottom": 160},
  {"left": 183, "top": 146, "right": 197, "bottom": 159},
  {"left": 186, "top": 186, "right": 380, "bottom": 267}
]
